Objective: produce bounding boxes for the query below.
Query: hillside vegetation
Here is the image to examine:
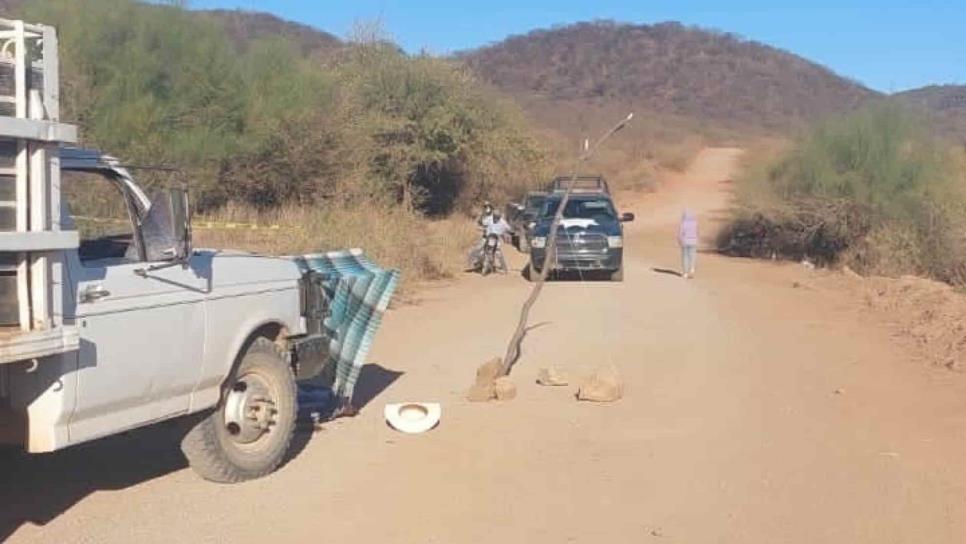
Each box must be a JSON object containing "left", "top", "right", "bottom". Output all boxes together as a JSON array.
[
  {"left": 462, "top": 21, "right": 877, "bottom": 131},
  {"left": 8, "top": 2, "right": 964, "bottom": 288},
  {"left": 460, "top": 20, "right": 889, "bottom": 187},
  {"left": 8, "top": 0, "right": 551, "bottom": 286},
  {"left": 895, "top": 85, "right": 966, "bottom": 143},
  {"left": 200, "top": 9, "right": 341, "bottom": 55},
  {"left": 720, "top": 103, "right": 966, "bottom": 285}
]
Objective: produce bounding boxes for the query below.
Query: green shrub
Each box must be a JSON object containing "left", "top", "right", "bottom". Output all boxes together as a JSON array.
[
  {"left": 721, "top": 103, "right": 966, "bottom": 283},
  {"left": 15, "top": 0, "right": 548, "bottom": 214}
]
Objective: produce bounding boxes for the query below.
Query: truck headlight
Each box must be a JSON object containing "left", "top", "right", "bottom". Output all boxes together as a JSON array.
[
  {"left": 607, "top": 236, "right": 623, "bottom": 248},
  {"left": 531, "top": 236, "right": 547, "bottom": 249}
]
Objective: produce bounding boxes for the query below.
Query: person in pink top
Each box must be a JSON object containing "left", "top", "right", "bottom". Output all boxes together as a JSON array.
[{"left": 678, "top": 210, "right": 699, "bottom": 278}]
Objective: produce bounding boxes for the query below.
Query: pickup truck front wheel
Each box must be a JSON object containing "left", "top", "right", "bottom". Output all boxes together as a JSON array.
[{"left": 181, "top": 337, "right": 297, "bottom": 483}]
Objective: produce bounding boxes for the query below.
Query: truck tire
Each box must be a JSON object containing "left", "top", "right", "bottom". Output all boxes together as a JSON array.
[
  {"left": 181, "top": 337, "right": 297, "bottom": 483},
  {"left": 610, "top": 266, "right": 624, "bottom": 282}
]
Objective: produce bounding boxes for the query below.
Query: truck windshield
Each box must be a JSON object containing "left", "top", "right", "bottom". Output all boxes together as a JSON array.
[
  {"left": 62, "top": 170, "right": 139, "bottom": 264},
  {"left": 541, "top": 198, "right": 617, "bottom": 220}
]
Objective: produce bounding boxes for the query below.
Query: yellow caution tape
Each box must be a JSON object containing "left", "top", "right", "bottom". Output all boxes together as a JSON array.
[
  {"left": 71, "top": 215, "right": 126, "bottom": 225},
  {"left": 72, "top": 215, "right": 288, "bottom": 231},
  {"left": 192, "top": 220, "right": 283, "bottom": 231}
]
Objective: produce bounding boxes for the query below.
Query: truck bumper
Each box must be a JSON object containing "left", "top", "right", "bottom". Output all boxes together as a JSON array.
[
  {"left": 291, "top": 334, "right": 329, "bottom": 381},
  {"left": 531, "top": 247, "right": 623, "bottom": 273}
]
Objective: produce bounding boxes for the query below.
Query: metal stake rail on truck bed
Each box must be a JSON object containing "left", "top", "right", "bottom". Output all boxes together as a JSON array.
[{"left": 0, "top": 18, "right": 80, "bottom": 366}]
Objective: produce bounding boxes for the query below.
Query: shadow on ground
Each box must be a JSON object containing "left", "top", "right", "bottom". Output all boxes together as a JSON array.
[
  {"left": 0, "top": 420, "right": 190, "bottom": 541},
  {"left": 519, "top": 263, "right": 616, "bottom": 282},
  {"left": 296, "top": 361, "right": 405, "bottom": 440},
  {"left": 1, "top": 364, "right": 404, "bottom": 541},
  {"left": 652, "top": 267, "right": 683, "bottom": 277},
  {"left": 352, "top": 364, "right": 405, "bottom": 409}
]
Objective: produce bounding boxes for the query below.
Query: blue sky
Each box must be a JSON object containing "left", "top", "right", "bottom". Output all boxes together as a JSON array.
[{"left": 190, "top": 0, "right": 965, "bottom": 92}]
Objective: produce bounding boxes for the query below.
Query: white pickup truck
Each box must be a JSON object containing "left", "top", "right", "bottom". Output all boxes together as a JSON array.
[
  {"left": 0, "top": 18, "right": 330, "bottom": 483},
  {"left": 1, "top": 147, "right": 330, "bottom": 482}
]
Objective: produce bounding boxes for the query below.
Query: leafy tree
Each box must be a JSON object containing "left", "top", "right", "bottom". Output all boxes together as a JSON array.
[{"left": 14, "top": 0, "right": 547, "bottom": 213}]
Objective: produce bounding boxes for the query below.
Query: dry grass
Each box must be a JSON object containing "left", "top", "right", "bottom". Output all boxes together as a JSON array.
[
  {"left": 513, "top": 95, "right": 756, "bottom": 197},
  {"left": 646, "top": 135, "right": 706, "bottom": 173},
  {"left": 194, "top": 202, "right": 479, "bottom": 294}
]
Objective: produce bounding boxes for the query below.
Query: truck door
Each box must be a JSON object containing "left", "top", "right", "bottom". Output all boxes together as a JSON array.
[{"left": 61, "top": 170, "right": 207, "bottom": 444}]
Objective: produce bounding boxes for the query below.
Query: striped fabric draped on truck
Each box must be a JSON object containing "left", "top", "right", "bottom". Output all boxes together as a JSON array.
[{"left": 294, "top": 249, "right": 400, "bottom": 400}]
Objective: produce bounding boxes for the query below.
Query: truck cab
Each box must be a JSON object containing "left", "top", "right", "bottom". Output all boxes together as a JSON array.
[
  {"left": 1, "top": 17, "right": 393, "bottom": 483},
  {"left": 2, "top": 146, "right": 329, "bottom": 481}
]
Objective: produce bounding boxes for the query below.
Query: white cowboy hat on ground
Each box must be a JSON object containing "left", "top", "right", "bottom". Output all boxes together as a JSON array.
[{"left": 384, "top": 402, "right": 441, "bottom": 434}]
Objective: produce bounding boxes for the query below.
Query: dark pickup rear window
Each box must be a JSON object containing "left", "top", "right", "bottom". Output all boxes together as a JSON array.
[{"left": 541, "top": 197, "right": 617, "bottom": 220}]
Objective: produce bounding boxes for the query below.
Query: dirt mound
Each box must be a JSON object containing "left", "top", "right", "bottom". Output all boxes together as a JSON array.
[{"left": 859, "top": 275, "right": 966, "bottom": 369}]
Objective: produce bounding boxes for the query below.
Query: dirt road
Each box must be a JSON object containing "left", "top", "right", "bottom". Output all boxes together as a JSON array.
[{"left": 5, "top": 148, "right": 966, "bottom": 543}]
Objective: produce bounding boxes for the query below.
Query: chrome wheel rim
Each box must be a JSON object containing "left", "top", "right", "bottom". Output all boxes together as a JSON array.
[{"left": 223, "top": 371, "right": 278, "bottom": 445}]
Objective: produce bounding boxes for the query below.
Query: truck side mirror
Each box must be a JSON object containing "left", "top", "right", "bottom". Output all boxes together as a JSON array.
[
  {"left": 140, "top": 187, "right": 192, "bottom": 263},
  {"left": 170, "top": 187, "right": 192, "bottom": 261},
  {"left": 620, "top": 212, "right": 635, "bottom": 222}
]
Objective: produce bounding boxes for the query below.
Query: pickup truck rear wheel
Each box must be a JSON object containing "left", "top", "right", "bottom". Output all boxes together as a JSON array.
[{"left": 181, "top": 337, "right": 297, "bottom": 483}]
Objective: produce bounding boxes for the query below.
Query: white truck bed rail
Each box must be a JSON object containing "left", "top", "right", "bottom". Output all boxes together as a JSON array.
[{"left": 0, "top": 18, "right": 79, "bottom": 366}]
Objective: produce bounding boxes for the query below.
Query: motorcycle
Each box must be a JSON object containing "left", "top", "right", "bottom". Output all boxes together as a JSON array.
[{"left": 481, "top": 233, "right": 502, "bottom": 275}]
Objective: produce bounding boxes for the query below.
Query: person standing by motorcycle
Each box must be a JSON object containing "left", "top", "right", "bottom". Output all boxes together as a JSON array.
[
  {"left": 468, "top": 201, "right": 497, "bottom": 269},
  {"left": 477, "top": 201, "right": 495, "bottom": 227},
  {"left": 485, "top": 210, "right": 513, "bottom": 274}
]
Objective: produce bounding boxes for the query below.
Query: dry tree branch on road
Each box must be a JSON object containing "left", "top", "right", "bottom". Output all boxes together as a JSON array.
[{"left": 499, "top": 113, "right": 635, "bottom": 376}]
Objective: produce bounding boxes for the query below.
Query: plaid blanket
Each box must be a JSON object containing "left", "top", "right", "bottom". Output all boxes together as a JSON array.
[{"left": 294, "top": 249, "right": 400, "bottom": 400}]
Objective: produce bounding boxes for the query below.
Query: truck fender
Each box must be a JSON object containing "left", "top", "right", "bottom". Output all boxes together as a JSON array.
[{"left": 188, "top": 316, "right": 294, "bottom": 412}]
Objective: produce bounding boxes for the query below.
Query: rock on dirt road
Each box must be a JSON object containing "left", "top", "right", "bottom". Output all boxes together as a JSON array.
[{"left": 4, "top": 148, "right": 966, "bottom": 543}]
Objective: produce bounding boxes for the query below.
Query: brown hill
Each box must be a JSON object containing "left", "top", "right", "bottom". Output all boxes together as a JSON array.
[
  {"left": 199, "top": 9, "right": 341, "bottom": 55},
  {"left": 894, "top": 85, "right": 966, "bottom": 143},
  {"left": 0, "top": 0, "right": 21, "bottom": 14},
  {"left": 460, "top": 21, "right": 878, "bottom": 131},
  {"left": 0, "top": 2, "right": 342, "bottom": 56},
  {"left": 897, "top": 85, "right": 966, "bottom": 114}
]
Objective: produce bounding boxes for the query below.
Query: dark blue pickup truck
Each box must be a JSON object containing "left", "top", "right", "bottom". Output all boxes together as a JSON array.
[{"left": 528, "top": 191, "right": 634, "bottom": 282}]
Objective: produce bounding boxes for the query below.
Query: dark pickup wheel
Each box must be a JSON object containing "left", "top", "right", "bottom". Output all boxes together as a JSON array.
[
  {"left": 525, "top": 264, "right": 540, "bottom": 282},
  {"left": 610, "top": 266, "right": 624, "bottom": 282},
  {"left": 180, "top": 337, "right": 297, "bottom": 483}
]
